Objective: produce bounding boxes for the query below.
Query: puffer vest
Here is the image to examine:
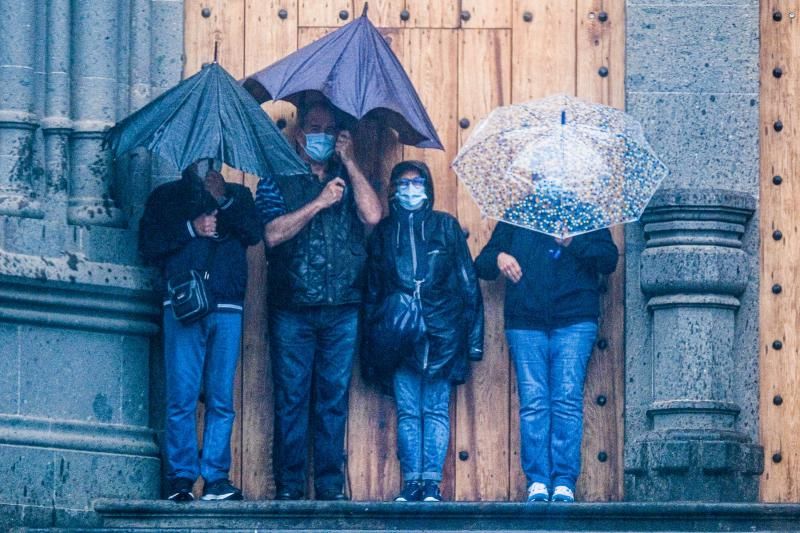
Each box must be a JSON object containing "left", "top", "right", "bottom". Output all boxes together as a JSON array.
[{"left": 267, "top": 170, "right": 367, "bottom": 308}]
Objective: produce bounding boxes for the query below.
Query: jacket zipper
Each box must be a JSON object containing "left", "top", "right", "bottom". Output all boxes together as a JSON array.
[{"left": 408, "top": 212, "right": 428, "bottom": 371}]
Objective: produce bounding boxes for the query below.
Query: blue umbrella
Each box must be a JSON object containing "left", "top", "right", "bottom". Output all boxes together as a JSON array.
[
  {"left": 104, "top": 60, "right": 308, "bottom": 178},
  {"left": 243, "top": 4, "right": 443, "bottom": 150}
]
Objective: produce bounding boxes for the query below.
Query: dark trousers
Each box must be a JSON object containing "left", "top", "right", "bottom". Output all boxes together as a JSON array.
[{"left": 269, "top": 304, "right": 358, "bottom": 493}]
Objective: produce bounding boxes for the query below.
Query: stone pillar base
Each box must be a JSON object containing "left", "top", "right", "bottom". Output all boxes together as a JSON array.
[
  {"left": 626, "top": 189, "right": 762, "bottom": 502},
  {"left": 0, "top": 253, "right": 161, "bottom": 528},
  {"left": 625, "top": 433, "right": 763, "bottom": 501},
  {"left": 67, "top": 199, "right": 126, "bottom": 227},
  {"left": 0, "top": 190, "right": 43, "bottom": 218}
]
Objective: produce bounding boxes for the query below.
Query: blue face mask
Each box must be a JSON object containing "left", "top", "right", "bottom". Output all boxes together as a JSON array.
[
  {"left": 395, "top": 183, "right": 428, "bottom": 211},
  {"left": 303, "top": 133, "right": 335, "bottom": 162}
]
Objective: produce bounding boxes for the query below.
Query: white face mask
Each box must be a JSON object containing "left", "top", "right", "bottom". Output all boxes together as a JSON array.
[{"left": 395, "top": 183, "right": 428, "bottom": 210}]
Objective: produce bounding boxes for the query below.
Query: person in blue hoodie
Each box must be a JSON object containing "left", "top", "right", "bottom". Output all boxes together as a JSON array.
[
  {"left": 139, "top": 159, "right": 261, "bottom": 502},
  {"left": 364, "top": 161, "right": 484, "bottom": 502},
  {"left": 475, "top": 222, "right": 617, "bottom": 503}
]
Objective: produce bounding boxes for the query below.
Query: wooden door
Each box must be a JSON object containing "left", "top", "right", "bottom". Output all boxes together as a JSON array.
[
  {"left": 760, "top": 0, "right": 800, "bottom": 503},
  {"left": 183, "top": 0, "right": 625, "bottom": 501}
]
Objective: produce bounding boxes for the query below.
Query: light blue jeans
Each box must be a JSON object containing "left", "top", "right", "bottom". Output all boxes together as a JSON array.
[
  {"left": 163, "top": 310, "right": 242, "bottom": 484},
  {"left": 506, "top": 322, "right": 598, "bottom": 492},
  {"left": 393, "top": 365, "right": 451, "bottom": 482}
]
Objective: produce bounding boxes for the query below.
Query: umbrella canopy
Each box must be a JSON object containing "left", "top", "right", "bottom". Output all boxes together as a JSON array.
[
  {"left": 242, "top": 5, "right": 443, "bottom": 150},
  {"left": 452, "top": 94, "right": 669, "bottom": 238},
  {"left": 104, "top": 61, "right": 308, "bottom": 178}
]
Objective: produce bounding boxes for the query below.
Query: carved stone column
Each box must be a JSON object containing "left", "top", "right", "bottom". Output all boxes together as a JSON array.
[
  {"left": 0, "top": 0, "right": 43, "bottom": 218},
  {"left": 42, "top": 0, "right": 72, "bottom": 203},
  {"left": 624, "top": 189, "right": 763, "bottom": 501},
  {"left": 0, "top": 1, "right": 185, "bottom": 528},
  {"left": 68, "top": 1, "right": 124, "bottom": 227}
]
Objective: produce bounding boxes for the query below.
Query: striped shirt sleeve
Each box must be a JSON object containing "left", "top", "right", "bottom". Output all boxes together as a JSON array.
[{"left": 255, "top": 176, "right": 288, "bottom": 225}]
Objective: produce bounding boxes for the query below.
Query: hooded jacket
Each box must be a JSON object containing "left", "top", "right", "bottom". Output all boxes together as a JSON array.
[
  {"left": 139, "top": 170, "right": 262, "bottom": 310},
  {"left": 475, "top": 222, "right": 618, "bottom": 330},
  {"left": 363, "top": 161, "right": 484, "bottom": 384}
]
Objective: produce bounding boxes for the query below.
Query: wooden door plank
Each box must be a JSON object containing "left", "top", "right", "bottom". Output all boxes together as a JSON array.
[
  {"left": 245, "top": 0, "right": 299, "bottom": 129},
  {"left": 508, "top": 0, "right": 578, "bottom": 501},
  {"left": 368, "top": 0, "right": 406, "bottom": 28},
  {"left": 461, "top": 0, "right": 512, "bottom": 29},
  {"left": 455, "top": 28, "right": 512, "bottom": 501},
  {"left": 760, "top": 0, "right": 800, "bottom": 503},
  {"left": 511, "top": 0, "right": 577, "bottom": 102},
  {"left": 240, "top": 1, "right": 299, "bottom": 499},
  {"left": 241, "top": 176, "right": 271, "bottom": 499},
  {"left": 299, "top": 0, "right": 354, "bottom": 27},
  {"left": 403, "top": 29, "right": 459, "bottom": 216},
  {"left": 404, "top": 0, "right": 460, "bottom": 28},
  {"left": 575, "top": 0, "right": 625, "bottom": 502},
  {"left": 344, "top": 25, "right": 404, "bottom": 502}
]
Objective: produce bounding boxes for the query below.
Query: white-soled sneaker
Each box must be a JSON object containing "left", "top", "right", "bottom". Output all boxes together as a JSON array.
[
  {"left": 551, "top": 485, "right": 574, "bottom": 503},
  {"left": 526, "top": 482, "right": 549, "bottom": 502}
]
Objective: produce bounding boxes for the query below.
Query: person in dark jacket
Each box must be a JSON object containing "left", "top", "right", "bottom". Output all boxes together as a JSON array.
[
  {"left": 139, "top": 159, "right": 261, "bottom": 502},
  {"left": 475, "top": 222, "right": 617, "bottom": 503},
  {"left": 364, "top": 160, "right": 484, "bottom": 503},
  {"left": 255, "top": 102, "right": 382, "bottom": 501}
]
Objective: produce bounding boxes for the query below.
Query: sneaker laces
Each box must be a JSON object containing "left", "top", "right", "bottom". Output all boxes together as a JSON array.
[
  {"left": 528, "top": 482, "right": 548, "bottom": 496},
  {"left": 552, "top": 485, "right": 574, "bottom": 500}
]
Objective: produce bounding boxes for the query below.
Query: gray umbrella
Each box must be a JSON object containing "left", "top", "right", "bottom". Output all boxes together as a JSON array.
[
  {"left": 104, "top": 61, "right": 308, "bottom": 178},
  {"left": 243, "top": 4, "right": 443, "bottom": 150}
]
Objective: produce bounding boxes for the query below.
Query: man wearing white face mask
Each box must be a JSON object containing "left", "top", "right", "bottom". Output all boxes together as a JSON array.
[{"left": 254, "top": 102, "right": 382, "bottom": 501}]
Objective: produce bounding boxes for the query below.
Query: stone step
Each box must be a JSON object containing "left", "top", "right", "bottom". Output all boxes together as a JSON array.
[{"left": 91, "top": 500, "right": 800, "bottom": 532}]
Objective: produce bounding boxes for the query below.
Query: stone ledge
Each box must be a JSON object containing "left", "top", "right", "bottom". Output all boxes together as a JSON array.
[
  {"left": 0, "top": 254, "right": 160, "bottom": 335},
  {"left": 93, "top": 500, "right": 800, "bottom": 531},
  {"left": 0, "top": 414, "right": 159, "bottom": 457}
]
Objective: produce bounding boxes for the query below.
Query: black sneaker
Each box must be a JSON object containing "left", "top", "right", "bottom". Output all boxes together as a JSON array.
[
  {"left": 200, "top": 479, "right": 243, "bottom": 501},
  {"left": 275, "top": 487, "right": 304, "bottom": 500},
  {"left": 166, "top": 478, "right": 194, "bottom": 502},
  {"left": 394, "top": 481, "right": 422, "bottom": 502},
  {"left": 316, "top": 487, "right": 347, "bottom": 501},
  {"left": 421, "top": 480, "right": 442, "bottom": 502}
]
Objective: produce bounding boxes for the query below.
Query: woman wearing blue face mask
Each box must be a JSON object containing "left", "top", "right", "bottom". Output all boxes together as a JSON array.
[{"left": 363, "top": 160, "right": 484, "bottom": 503}]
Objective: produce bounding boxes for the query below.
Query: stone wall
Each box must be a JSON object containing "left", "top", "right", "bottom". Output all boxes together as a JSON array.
[
  {"left": 0, "top": 1, "right": 183, "bottom": 528},
  {"left": 624, "top": 0, "right": 763, "bottom": 501}
]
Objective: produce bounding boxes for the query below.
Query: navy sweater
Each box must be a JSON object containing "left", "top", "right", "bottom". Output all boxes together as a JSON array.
[
  {"left": 475, "top": 223, "right": 618, "bottom": 330},
  {"left": 139, "top": 177, "right": 262, "bottom": 310}
]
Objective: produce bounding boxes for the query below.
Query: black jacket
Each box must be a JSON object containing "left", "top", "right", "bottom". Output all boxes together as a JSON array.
[
  {"left": 364, "top": 161, "right": 484, "bottom": 384},
  {"left": 475, "top": 223, "right": 618, "bottom": 330},
  {"left": 139, "top": 173, "right": 262, "bottom": 309},
  {"left": 266, "top": 165, "right": 366, "bottom": 309}
]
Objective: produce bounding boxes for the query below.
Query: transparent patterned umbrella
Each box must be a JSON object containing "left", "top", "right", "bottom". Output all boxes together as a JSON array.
[{"left": 452, "top": 94, "right": 668, "bottom": 238}]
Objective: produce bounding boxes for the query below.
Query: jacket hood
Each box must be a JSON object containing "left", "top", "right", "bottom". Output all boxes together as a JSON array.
[{"left": 389, "top": 160, "right": 435, "bottom": 210}]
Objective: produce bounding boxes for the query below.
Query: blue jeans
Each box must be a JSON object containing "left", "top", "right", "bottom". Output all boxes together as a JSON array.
[
  {"left": 393, "top": 365, "right": 451, "bottom": 483},
  {"left": 269, "top": 305, "right": 358, "bottom": 492},
  {"left": 506, "top": 322, "right": 598, "bottom": 492},
  {"left": 163, "top": 310, "right": 242, "bottom": 484}
]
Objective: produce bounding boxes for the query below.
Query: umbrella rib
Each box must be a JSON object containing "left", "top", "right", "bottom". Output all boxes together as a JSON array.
[{"left": 217, "top": 68, "right": 225, "bottom": 167}]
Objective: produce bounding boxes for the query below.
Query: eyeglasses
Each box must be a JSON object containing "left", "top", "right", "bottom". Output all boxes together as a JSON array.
[{"left": 395, "top": 177, "right": 426, "bottom": 188}]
